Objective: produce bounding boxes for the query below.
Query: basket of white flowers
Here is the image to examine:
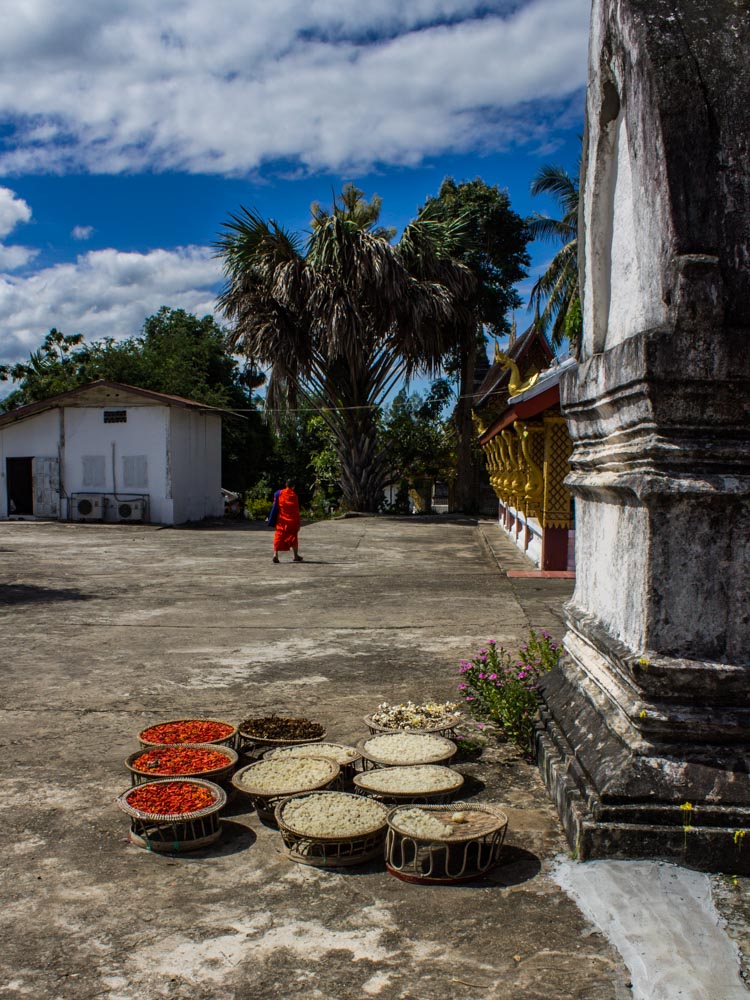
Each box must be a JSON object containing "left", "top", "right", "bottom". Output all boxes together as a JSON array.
[
  {"left": 275, "top": 791, "right": 389, "bottom": 867},
  {"left": 364, "top": 701, "right": 461, "bottom": 738}
]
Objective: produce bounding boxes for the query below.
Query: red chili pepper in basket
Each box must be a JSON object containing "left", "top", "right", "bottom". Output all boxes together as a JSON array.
[
  {"left": 127, "top": 782, "right": 215, "bottom": 814},
  {"left": 133, "top": 746, "right": 228, "bottom": 775},
  {"left": 140, "top": 720, "right": 233, "bottom": 744}
]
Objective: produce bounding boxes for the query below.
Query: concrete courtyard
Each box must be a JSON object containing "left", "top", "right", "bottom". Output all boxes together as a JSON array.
[{"left": 0, "top": 516, "right": 745, "bottom": 999}]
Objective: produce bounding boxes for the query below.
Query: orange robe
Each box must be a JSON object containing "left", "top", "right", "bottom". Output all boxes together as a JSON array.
[{"left": 273, "top": 488, "right": 300, "bottom": 551}]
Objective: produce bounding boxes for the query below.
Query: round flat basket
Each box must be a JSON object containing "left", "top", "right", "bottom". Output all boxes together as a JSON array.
[
  {"left": 231, "top": 755, "right": 340, "bottom": 824},
  {"left": 138, "top": 718, "right": 238, "bottom": 750},
  {"left": 358, "top": 732, "right": 457, "bottom": 770},
  {"left": 125, "top": 743, "right": 238, "bottom": 786},
  {"left": 275, "top": 791, "right": 389, "bottom": 867},
  {"left": 385, "top": 802, "right": 508, "bottom": 884},
  {"left": 264, "top": 743, "right": 362, "bottom": 784},
  {"left": 116, "top": 778, "right": 226, "bottom": 852},
  {"left": 353, "top": 765, "right": 464, "bottom": 804},
  {"left": 363, "top": 714, "right": 461, "bottom": 739},
  {"left": 237, "top": 717, "right": 326, "bottom": 754}
]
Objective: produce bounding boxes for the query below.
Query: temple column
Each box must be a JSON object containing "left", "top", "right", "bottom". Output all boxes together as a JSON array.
[{"left": 535, "top": 0, "right": 750, "bottom": 872}]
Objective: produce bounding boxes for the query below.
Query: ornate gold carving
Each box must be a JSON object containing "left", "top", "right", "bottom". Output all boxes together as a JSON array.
[
  {"left": 495, "top": 351, "right": 540, "bottom": 396},
  {"left": 502, "top": 429, "right": 525, "bottom": 501},
  {"left": 517, "top": 424, "right": 545, "bottom": 508},
  {"left": 471, "top": 409, "right": 488, "bottom": 437}
]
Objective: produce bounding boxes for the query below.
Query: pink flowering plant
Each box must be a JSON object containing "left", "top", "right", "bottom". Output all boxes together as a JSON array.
[{"left": 457, "top": 630, "right": 561, "bottom": 753}]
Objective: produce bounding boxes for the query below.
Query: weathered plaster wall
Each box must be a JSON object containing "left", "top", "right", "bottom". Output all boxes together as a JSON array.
[
  {"left": 0, "top": 409, "right": 59, "bottom": 518},
  {"left": 538, "top": 0, "right": 750, "bottom": 869},
  {"left": 168, "top": 408, "right": 223, "bottom": 523}
]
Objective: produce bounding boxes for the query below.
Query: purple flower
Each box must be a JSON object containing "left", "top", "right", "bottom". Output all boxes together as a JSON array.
[
  {"left": 465, "top": 696, "right": 476, "bottom": 702},
  {"left": 488, "top": 639, "right": 496, "bottom": 646},
  {"left": 478, "top": 672, "right": 487, "bottom": 680},
  {"left": 458, "top": 683, "right": 467, "bottom": 690},
  {"left": 488, "top": 673, "right": 497, "bottom": 680},
  {"left": 518, "top": 671, "right": 527, "bottom": 680},
  {"left": 479, "top": 654, "right": 488, "bottom": 662},
  {"left": 476, "top": 722, "right": 486, "bottom": 729}
]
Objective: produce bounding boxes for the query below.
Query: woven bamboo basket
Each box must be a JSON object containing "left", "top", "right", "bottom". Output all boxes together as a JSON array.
[
  {"left": 363, "top": 714, "right": 461, "bottom": 739},
  {"left": 353, "top": 765, "right": 464, "bottom": 804},
  {"left": 138, "top": 718, "right": 238, "bottom": 750},
  {"left": 385, "top": 802, "right": 508, "bottom": 883},
  {"left": 125, "top": 743, "right": 238, "bottom": 801},
  {"left": 231, "top": 756, "right": 340, "bottom": 823},
  {"left": 263, "top": 743, "right": 362, "bottom": 784},
  {"left": 116, "top": 778, "right": 227, "bottom": 852},
  {"left": 237, "top": 717, "right": 327, "bottom": 755},
  {"left": 357, "top": 732, "right": 457, "bottom": 771},
  {"left": 275, "top": 791, "right": 389, "bottom": 867}
]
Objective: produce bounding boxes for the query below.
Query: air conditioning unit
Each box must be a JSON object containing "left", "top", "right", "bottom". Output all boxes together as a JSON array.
[
  {"left": 72, "top": 494, "right": 105, "bottom": 521},
  {"left": 117, "top": 498, "right": 146, "bottom": 522}
]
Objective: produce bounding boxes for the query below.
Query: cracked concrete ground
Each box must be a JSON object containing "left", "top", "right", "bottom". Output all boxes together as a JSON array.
[{"left": 0, "top": 516, "right": 743, "bottom": 999}]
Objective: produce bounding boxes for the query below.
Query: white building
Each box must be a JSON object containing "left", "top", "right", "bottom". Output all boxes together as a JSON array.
[{"left": 0, "top": 380, "right": 234, "bottom": 525}]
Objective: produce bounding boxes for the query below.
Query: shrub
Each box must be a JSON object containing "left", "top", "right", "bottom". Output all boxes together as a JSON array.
[
  {"left": 246, "top": 497, "right": 272, "bottom": 521},
  {"left": 457, "top": 630, "right": 561, "bottom": 754}
]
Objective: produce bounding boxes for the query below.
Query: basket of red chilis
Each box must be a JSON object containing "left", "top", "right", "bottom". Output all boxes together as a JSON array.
[
  {"left": 138, "top": 718, "right": 238, "bottom": 749},
  {"left": 117, "top": 777, "right": 226, "bottom": 821},
  {"left": 125, "top": 743, "right": 238, "bottom": 786}
]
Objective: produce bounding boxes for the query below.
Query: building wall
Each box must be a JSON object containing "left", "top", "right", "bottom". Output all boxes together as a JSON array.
[
  {"left": 0, "top": 402, "right": 220, "bottom": 524},
  {"left": 168, "top": 408, "right": 223, "bottom": 523},
  {"left": 0, "top": 409, "right": 60, "bottom": 518},
  {"left": 60, "top": 403, "right": 171, "bottom": 522}
]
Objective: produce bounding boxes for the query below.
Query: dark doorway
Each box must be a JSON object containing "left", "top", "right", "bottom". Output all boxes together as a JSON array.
[{"left": 7, "top": 457, "right": 33, "bottom": 515}]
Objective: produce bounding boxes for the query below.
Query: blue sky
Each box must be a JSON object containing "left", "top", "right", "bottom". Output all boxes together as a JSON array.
[{"left": 0, "top": 0, "right": 588, "bottom": 378}]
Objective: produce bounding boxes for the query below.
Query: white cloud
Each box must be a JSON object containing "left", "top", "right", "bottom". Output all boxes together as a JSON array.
[
  {"left": 71, "top": 224, "right": 93, "bottom": 240},
  {"left": 0, "top": 0, "right": 588, "bottom": 176},
  {"left": 0, "top": 243, "right": 222, "bottom": 366},
  {"left": 0, "top": 245, "right": 39, "bottom": 271},
  {"left": 0, "top": 187, "right": 32, "bottom": 239},
  {"left": 0, "top": 186, "right": 37, "bottom": 274}
]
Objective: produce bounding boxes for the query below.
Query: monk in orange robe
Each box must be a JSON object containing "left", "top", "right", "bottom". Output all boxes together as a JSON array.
[{"left": 269, "top": 480, "right": 303, "bottom": 563}]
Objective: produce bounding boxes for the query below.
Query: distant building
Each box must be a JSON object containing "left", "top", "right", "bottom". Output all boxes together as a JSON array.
[
  {"left": 0, "top": 380, "right": 235, "bottom": 524},
  {"left": 473, "top": 321, "right": 575, "bottom": 571}
]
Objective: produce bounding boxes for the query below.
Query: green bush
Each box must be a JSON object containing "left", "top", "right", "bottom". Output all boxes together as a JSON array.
[
  {"left": 246, "top": 497, "right": 272, "bottom": 521},
  {"left": 457, "top": 630, "right": 561, "bottom": 754}
]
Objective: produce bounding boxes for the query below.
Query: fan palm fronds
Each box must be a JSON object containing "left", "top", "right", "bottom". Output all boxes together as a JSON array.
[
  {"left": 527, "top": 164, "right": 580, "bottom": 350},
  {"left": 214, "top": 190, "right": 475, "bottom": 511}
]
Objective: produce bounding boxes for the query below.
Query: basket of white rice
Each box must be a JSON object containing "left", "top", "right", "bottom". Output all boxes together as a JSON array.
[
  {"left": 385, "top": 802, "right": 508, "bottom": 883},
  {"left": 231, "top": 756, "right": 340, "bottom": 823},
  {"left": 263, "top": 742, "right": 362, "bottom": 783},
  {"left": 358, "top": 732, "right": 457, "bottom": 770},
  {"left": 275, "top": 791, "right": 389, "bottom": 867},
  {"left": 353, "top": 765, "right": 464, "bottom": 804}
]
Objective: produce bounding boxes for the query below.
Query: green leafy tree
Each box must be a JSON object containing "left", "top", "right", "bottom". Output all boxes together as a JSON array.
[
  {"left": 0, "top": 308, "right": 271, "bottom": 492},
  {"left": 419, "top": 178, "right": 530, "bottom": 511},
  {"left": 216, "top": 188, "right": 475, "bottom": 512},
  {"left": 380, "top": 381, "right": 454, "bottom": 490},
  {"left": 528, "top": 163, "right": 580, "bottom": 350}
]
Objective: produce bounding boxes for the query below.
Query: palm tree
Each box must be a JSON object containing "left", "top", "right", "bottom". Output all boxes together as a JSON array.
[
  {"left": 528, "top": 164, "right": 580, "bottom": 350},
  {"left": 215, "top": 190, "right": 474, "bottom": 512}
]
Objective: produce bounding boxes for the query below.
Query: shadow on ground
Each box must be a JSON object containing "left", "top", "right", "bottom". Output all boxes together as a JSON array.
[{"left": 0, "top": 584, "right": 94, "bottom": 605}]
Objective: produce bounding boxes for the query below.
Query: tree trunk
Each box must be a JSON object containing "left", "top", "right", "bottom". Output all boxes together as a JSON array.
[
  {"left": 335, "top": 410, "right": 387, "bottom": 512},
  {"left": 453, "top": 335, "right": 478, "bottom": 512}
]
